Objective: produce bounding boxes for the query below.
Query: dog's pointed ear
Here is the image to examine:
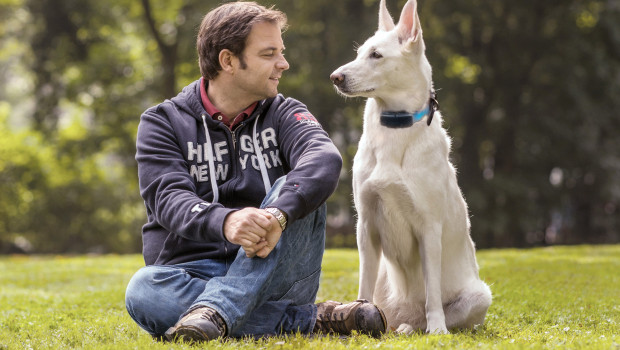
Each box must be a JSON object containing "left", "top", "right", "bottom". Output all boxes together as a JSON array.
[
  {"left": 378, "top": 0, "right": 395, "bottom": 32},
  {"left": 396, "top": 0, "right": 422, "bottom": 46}
]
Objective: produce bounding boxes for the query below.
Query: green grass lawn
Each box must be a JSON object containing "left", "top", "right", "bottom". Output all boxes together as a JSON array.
[{"left": 0, "top": 245, "right": 618, "bottom": 349}]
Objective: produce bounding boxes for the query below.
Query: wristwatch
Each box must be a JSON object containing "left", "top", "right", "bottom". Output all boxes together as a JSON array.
[{"left": 265, "top": 207, "right": 287, "bottom": 231}]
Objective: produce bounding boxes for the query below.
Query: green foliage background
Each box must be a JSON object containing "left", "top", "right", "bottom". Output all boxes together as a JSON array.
[{"left": 0, "top": 0, "right": 619, "bottom": 254}]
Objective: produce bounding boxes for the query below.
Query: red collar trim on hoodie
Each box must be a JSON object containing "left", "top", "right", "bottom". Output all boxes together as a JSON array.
[{"left": 200, "top": 77, "right": 257, "bottom": 130}]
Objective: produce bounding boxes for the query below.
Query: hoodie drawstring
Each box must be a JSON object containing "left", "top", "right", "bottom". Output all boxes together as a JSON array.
[
  {"left": 201, "top": 114, "right": 272, "bottom": 202},
  {"left": 202, "top": 114, "right": 220, "bottom": 204}
]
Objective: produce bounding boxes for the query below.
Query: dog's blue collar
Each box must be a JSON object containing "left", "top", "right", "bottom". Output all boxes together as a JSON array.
[
  {"left": 380, "top": 106, "right": 429, "bottom": 128},
  {"left": 380, "top": 90, "right": 439, "bottom": 129}
]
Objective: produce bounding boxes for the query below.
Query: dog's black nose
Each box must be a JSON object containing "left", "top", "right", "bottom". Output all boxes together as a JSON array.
[{"left": 330, "top": 72, "right": 345, "bottom": 86}]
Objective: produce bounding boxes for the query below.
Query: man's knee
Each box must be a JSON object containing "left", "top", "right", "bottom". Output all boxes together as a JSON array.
[
  {"left": 289, "top": 204, "right": 327, "bottom": 243},
  {"left": 125, "top": 267, "right": 159, "bottom": 329},
  {"left": 125, "top": 266, "right": 187, "bottom": 336}
]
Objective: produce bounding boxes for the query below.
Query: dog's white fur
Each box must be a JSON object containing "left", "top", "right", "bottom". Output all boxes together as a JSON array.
[{"left": 330, "top": 0, "right": 491, "bottom": 334}]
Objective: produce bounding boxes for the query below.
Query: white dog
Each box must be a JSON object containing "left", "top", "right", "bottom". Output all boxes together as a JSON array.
[{"left": 330, "top": 0, "right": 492, "bottom": 335}]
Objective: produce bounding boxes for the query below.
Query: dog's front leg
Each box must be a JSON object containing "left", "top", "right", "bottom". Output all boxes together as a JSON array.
[
  {"left": 419, "top": 226, "right": 449, "bottom": 334},
  {"left": 357, "top": 218, "right": 382, "bottom": 301}
]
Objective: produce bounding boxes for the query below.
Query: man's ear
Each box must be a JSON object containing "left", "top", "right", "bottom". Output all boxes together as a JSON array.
[{"left": 219, "top": 49, "right": 235, "bottom": 74}]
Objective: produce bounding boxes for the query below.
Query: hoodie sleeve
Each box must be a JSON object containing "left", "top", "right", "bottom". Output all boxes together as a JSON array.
[
  {"left": 136, "top": 104, "right": 234, "bottom": 243},
  {"left": 267, "top": 99, "right": 343, "bottom": 223}
]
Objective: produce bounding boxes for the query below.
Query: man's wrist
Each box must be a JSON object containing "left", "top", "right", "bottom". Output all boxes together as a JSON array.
[{"left": 265, "top": 207, "right": 287, "bottom": 231}]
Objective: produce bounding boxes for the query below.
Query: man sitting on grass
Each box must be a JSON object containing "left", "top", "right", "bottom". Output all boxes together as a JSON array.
[{"left": 124, "top": 1, "right": 386, "bottom": 342}]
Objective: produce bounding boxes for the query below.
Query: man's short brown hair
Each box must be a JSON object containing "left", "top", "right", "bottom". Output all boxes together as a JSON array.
[{"left": 197, "top": 1, "right": 288, "bottom": 80}]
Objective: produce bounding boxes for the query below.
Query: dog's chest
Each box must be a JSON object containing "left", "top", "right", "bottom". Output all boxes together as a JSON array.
[
  {"left": 353, "top": 120, "right": 448, "bottom": 220},
  {"left": 355, "top": 126, "right": 428, "bottom": 175},
  {"left": 353, "top": 130, "right": 423, "bottom": 202}
]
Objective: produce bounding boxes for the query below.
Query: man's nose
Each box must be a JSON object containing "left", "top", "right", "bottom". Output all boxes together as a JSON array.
[{"left": 277, "top": 55, "right": 289, "bottom": 70}]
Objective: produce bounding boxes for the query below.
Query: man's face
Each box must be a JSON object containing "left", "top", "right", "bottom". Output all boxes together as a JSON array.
[{"left": 232, "top": 21, "right": 289, "bottom": 101}]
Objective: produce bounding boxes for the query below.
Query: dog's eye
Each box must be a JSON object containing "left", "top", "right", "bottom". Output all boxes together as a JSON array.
[{"left": 370, "top": 51, "right": 383, "bottom": 59}]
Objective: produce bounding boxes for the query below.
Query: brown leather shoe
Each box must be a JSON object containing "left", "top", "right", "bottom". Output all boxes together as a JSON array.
[
  {"left": 314, "top": 299, "right": 387, "bottom": 338},
  {"left": 164, "top": 306, "right": 227, "bottom": 342}
]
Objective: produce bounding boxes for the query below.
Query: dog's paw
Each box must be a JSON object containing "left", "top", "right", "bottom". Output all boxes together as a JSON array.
[
  {"left": 426, "top": 324, "right": 449, "bottom": 335},
  {"left": 426, "top": 310, "right": 449, "bottom": 334},
  {"left": 396, "top": 323, "right": 415, "bottom": 335}
]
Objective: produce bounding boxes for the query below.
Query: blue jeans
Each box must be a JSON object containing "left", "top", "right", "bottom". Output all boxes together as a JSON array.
[{"left": 125, "top": 177, "right": 325, "bottom": 338}]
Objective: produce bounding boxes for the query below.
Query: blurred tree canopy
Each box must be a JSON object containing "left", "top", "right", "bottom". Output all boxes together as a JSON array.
[{"left": 0, "top": 0, "right": 618, "bottom": 254}]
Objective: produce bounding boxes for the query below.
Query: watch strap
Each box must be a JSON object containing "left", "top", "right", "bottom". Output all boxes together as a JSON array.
[{"left": 265, "top": 207, "right": 287, "bottom": 231}]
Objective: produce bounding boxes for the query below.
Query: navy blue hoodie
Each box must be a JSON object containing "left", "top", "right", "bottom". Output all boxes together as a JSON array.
[{"left": 136, "top": 79, "right": 342, "bottom": 265}]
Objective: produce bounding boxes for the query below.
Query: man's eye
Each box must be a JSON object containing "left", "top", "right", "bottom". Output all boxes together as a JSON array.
[{"left": 370, "top": 51, "right": 383, "bottom": 59}]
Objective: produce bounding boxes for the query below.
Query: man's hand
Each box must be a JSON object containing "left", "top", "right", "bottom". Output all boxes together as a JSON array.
[
  {"left": 223, "top": 208, "right": 283, "bottom": 258},
  {"left": 254, "top": 213, "right": 283, "bottom": 258},
  {"left": 223, "top": 208, "right": 271, "bottom": 258}
]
